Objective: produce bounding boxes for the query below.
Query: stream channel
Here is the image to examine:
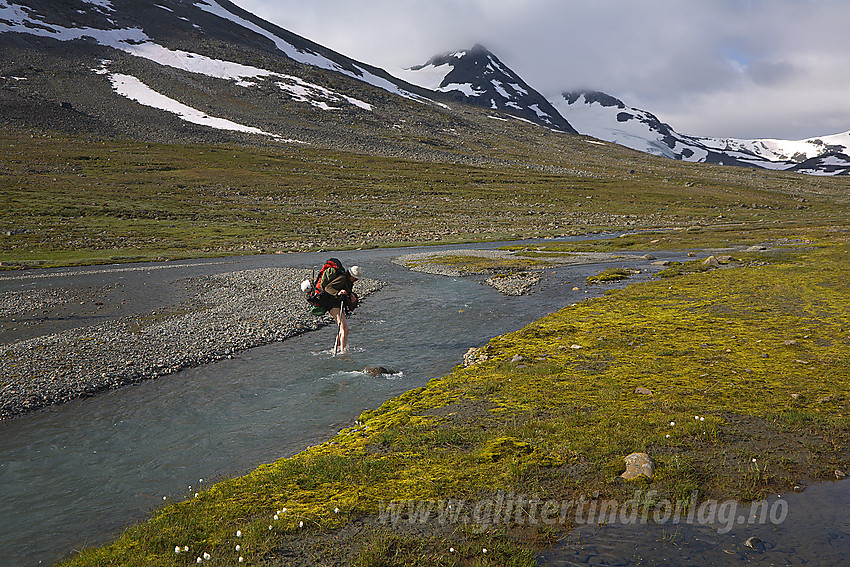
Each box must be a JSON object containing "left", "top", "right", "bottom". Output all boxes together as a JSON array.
[{"left": 0, "top": 237, "right": 846, "bottom": 566}]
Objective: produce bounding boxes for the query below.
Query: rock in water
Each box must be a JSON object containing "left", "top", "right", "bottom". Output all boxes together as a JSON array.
[
  {"left": 621, "top": 452, "right": 655, "bottom": 480},
  {"left": 362, "top": 366, "right": 395, "bottom": 376}
]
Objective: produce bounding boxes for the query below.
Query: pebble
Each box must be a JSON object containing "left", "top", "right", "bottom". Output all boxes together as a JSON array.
[{"left": 0, "top": 268, "right": 383, "bottom": 420}]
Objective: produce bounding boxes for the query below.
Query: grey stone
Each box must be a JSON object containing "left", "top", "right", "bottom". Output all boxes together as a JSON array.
[
  {"left": 620, "top": 452, "right": 654, "bottom": 480},
  {"left": 702, "top": 255, "right": 720, "bottom": 268}
]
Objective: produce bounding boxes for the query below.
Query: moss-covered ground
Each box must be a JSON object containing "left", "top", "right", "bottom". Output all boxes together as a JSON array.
[
  {"left": 60, "top": 229, "right": 850, "bottom": 567},
  {"left": 406, "top": 254, "right": 553, "bottom": 275},
  {"left": 3, "top": 128, "right": 849, "bottom": 270}
]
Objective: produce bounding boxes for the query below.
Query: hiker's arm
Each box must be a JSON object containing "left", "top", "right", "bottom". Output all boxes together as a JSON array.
[{"left": 324, "top": 274, "right": 348, "bottom": 296}]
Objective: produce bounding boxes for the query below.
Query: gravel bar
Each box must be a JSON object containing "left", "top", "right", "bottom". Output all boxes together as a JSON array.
[{"left": 0, "top": 267, "right": 384, "bottom": 421}]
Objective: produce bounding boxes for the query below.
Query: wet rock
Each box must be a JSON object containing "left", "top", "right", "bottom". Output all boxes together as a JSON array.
[
  {"left": 640, "top": 254, "right": 656, "bottom": 260},
  {"left": 745, "top": 536, "right": 763, "bottom": 550},
  {"left": 620, "top": 452, "right": 654, "bottom": 480},
  {"left": 510, "top": 354, "right": 526, "bottom": 364},
  {"left": 361, "top": 366, "right": 396, "bottom": 376},
  {"left": 634, "top": 386, "right": 653, "bottom": 396},
  {"left": 835, "top": 470, "right": 847, "bottom": 480},
  {"left": 784, "top": 339, "right": 798, "bottom": 346},
  {"left": 651, "top": 260, "right": 670, "bottom": 266}
]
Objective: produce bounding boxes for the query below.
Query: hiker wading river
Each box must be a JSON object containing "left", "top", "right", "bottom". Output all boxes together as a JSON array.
[{"left": 302, "top": 259, "right": 361, "bottom": 354}]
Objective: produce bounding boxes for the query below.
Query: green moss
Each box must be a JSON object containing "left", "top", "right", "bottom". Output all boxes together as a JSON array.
[
  {"left": 409, "top": 254, "right": 551, "bottom": 274},
  {"left": 587, "top": 267, "right": 630, "bottom": 283}
]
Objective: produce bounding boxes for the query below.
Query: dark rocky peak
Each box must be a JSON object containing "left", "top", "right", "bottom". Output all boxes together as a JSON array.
[
  {"left": 409, "top": 44, "right": 577, "bottom": 133},
  {"left": 563, "top": 90, "right": 625, "bottom": 108}
]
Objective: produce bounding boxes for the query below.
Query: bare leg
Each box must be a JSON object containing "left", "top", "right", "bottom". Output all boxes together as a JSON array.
[{"left": 329, "top": 307, "right": 349, "bottom": 354}]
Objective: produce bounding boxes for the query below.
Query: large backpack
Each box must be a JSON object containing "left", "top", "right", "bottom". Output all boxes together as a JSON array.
[{"left": 306, "top": 257, "right": 345, "bottom": 308}]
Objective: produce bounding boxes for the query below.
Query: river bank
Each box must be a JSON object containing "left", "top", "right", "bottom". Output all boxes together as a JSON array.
[
  {"left": 0, "top": 267, "right": 383, "bottom": 421},
  {"left": 57, "top": 232, "right": 850, "bottom": 567}
]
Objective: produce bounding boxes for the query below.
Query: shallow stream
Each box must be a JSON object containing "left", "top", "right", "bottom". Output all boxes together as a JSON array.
[{"left": 0, "top": 239, "right": 846, "bottom": 566}]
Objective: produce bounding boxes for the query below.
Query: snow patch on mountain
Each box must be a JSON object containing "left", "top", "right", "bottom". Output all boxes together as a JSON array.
[
  {"left": 192, "top": 0, "right": 434, "bottom": 104},
  {"left": 107, "top": 72, "right": 285, "bottom": 139}
]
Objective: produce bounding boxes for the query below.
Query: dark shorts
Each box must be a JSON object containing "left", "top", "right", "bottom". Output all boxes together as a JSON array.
[{"left": 316, "top": 292, "right": 342, "bottom": 311}]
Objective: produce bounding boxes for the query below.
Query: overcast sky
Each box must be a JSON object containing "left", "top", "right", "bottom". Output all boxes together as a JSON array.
[{"left": 231, "top": 0, "right": 850, "bottom": 140}]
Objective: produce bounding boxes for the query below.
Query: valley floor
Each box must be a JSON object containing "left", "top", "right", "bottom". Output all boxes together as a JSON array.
[{"left": 58, "top": 227, "right": 850, "bottom": 567}]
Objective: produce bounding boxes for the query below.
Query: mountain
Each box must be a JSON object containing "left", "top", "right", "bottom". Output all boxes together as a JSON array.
[
  {"left": 552, "top": 90, "right": 850, "bottom": 175},
  {"left": 399, "top": 44, "right": 578, "bottom": 134},
  {"left": 2, "top": 1, "right": 846, "bottom": 176},
  {"left": 0, "top": 0, "right": 492, "bottom": 158}
]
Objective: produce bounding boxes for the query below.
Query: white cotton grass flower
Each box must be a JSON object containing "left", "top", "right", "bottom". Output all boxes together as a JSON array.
[
  {"left": 239, "top": 557, "right": 244, "bottom": 563},
  {"left": 269, "top": 525, "right": 273, "bottom": 530},
  {"left": 203, "top": 552, "right": 211, "bottom": 560},
  {"left": 482, "top": 548, "right": 488, "bottom": 554},
  {"left": 195, "top": 492, "right": 199, "bottom": 498},
  {"left": 665, "top": 434, "right": 671, "bottom": 438},
  {"left": 274, "top": 514, "right": 279, "bottom": 520},
  {"left": 236, "top": 544, "right": 241, "bottom": 552},
  {"left": 450, "top": 547, "right": 455, "bottom": 553},
  {"left": 236, "top": 530, "right": 242, "bottom": 538},
  {"left": 334, "top": 507, "right": 340, "bottom": 514},
  {"left": 299, "top": 520, "right": 304, "bottom": 528},
  {"left": 184, "top": 546, "right": 189, "bottom": 552},
  {"left": 175, "top": 546, "right": 181, "bottom": 554},
  {"left": 670, "top": 421, "right": 675, "bottom": 427},
  {"left": 700, "top": 416, "right": 705, "bottom": 422},
  {"left": 196, "top": 558, "right": 202, "bottom": 565}
]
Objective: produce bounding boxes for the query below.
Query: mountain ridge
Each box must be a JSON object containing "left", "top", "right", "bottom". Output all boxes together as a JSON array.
[{"left": 552, "top": 89, "right": 850, "bottom": 175}]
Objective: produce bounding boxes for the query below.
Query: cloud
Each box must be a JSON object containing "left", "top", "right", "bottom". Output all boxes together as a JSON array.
[{"left": 232, "top": 0, "right": 850, "bottom": 140}]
